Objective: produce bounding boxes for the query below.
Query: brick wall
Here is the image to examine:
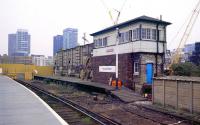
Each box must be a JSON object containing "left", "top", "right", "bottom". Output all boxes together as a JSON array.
[
  {"left": 92, "top": 52, "right": 164, "bottom": 91},
  {"left": 92, "top": 53, "right": 134, "bottom": 88}
]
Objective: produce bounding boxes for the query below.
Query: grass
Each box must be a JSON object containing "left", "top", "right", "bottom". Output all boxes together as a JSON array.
[{"left": 81, "top": 117, "right": 93, "bottom": 124}]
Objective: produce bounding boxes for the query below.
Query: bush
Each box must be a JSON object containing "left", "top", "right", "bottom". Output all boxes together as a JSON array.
[
  {"left": 141, "top": 84, "right": 152, "bottom": 94},
  {"left": 171, "top": 62, "right": 200, "bottom": 76}
]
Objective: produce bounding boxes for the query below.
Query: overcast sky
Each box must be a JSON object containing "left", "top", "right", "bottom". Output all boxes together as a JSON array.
[{"left": 0, "top": 0, "right": 199, "bottom": 56}]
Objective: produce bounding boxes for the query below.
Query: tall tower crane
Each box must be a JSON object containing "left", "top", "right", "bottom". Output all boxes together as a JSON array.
[{"left": 170, "top": 0, "right": 200, "bottom": 67}]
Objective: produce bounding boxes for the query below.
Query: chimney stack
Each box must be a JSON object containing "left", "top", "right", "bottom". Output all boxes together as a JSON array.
[{"left": 160, "top": 15, "right": 162, "bottom": 20}]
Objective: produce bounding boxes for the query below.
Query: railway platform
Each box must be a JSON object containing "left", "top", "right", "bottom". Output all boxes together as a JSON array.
[
  {"left": 34, "top": 75, "right": 146, "bottom": 103},
  {"left": 0, "top": 75, "right": 68, "bottom": 125}
]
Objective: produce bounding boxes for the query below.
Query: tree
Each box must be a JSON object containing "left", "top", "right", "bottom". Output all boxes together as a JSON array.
[{"left": 171, "top": 62, "right": 200, "bottom": 76}]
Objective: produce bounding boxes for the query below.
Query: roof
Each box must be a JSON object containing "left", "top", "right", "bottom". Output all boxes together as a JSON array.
[{"left": 90, "top": 15, "right": 171, "bottom": 36}]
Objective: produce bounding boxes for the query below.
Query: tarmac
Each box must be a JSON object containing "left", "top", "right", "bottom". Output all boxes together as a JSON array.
[{"left": 0, "top": 75, "right": 68, "bottom": 125}]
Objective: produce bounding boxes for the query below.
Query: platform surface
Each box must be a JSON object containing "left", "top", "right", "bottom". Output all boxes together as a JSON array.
[
  {"left": 0, "top": 75, "right": 68, "bottom": 125},
  {"left": 35, "top": 75, "right": 146, "bottom": 103}
]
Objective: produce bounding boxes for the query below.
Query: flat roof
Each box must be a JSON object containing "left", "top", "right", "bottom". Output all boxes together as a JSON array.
[{"left": 91, "top": 15, "right": 171, "bottom": 36}]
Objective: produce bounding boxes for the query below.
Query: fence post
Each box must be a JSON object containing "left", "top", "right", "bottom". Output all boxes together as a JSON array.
[
  {"left": 190, "top": 81, "right": 193, "bottom": 114},
  {"left": 163, "top": 79, "right": 165, "bottom": 107},
  {"left": 176, "top": 80, "right": 179, "bottom": 109},
  {"left": 152, "top": 79, "right": 154, "bottom": 104}
]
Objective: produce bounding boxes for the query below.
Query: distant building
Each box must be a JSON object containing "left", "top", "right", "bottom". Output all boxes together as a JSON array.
[
  {"left": 91, "top": 15, "right": 171, "bottom": 92},
  {"left": 45, "top": 56, "right": 53, "bottom": 66},
  {"left": 8, "top": 29, "right": 30, "bottom": 57},
  {"left": 184, "top": 43, "right": 195, "bottom": 61},
  {"left": 8, "top": 34, "right": 16, "bottom": 56},
  {"left": 53, "top": 35, "right": 63, "bottom": 56},
  {"left": 190, "top": 42, "right": 200, "bottom": 65},
  {"left": 54, "top": 43, "right": 94, "bottom": 76},
  {"left": 31, "top": 55, "right": 45, "bottom": 66},
  {"left": 63, "top": 28, "right": 78, "bottom": 49},
  {"left": 32, "top": 55, "right": 53, "bottom": 66},
  {"left": 0, "top": 54, "right": 32, "bottom": 64}
]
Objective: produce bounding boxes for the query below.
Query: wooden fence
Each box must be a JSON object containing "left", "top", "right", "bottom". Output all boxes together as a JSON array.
[{"left": 153, "top": 76, "right": 200, "bottom": 114}]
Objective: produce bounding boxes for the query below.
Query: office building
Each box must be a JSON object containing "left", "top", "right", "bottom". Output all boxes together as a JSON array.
[
  {"left": 53, "top": 35, "right": 63, "bottom": 56},
  {"left": 63, "top": 28, "right": 78, "bottom": 49},
  {"left": 190, "top": 42, "right": 200, "bottom": 65},
  {"left": 32, "top": 55, "right": 53, "bottom": 66},
  {"left": 184, "top": 43, "right": 195, "bottom": 61},
  {"left": 8, "top": 34, "right": 16, "bottom": 56},
  {"left": 8, "top": 29, "right": 30, "bottom": 57}
]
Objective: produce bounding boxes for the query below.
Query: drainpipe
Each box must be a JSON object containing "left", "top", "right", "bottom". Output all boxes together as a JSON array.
[
  {"left": 162, "top": 26, "right": 167, "bottom": 75},
  {"left": 139, "top": 24, "right": 142, "bottom": 40},
  {"left": 155, "top": 24, "right": 159, "bottom": 77}
]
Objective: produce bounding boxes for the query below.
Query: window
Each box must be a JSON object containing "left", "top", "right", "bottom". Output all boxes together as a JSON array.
[
  {"left": 94, "top": 40, "right": 97, "bottom": 47},
  {"left": 120, "top": 30, "right": 132, "bottom": 43},
  {"left": 129, "top": 30, "right": 132, "bottom": 41},
  {"left": 132, "top": 28, "right": 140, "bottom": 40},
  {"left": 94, "top": 37, "right": 108, "bottom": 48},
  {"left": 159, "top": 30, "right": 165, "bottom": 41},
  {"left": 136, "top": 28, "right": 140, "bottom": 39},
  {"left": 152, "top": 29, "right": 157, "bottom": 40},
  {"left": 147, "top": 29, "right": 151, "bottom": 39},
  {"left": 119, "top": 32, "right": 125, "bottom": 43},
  {"left": 103, "top": 37, "right": 107, "bottom": 46},
  {"left": 98, "top": 38, "right": 103, "bottom": 46},
  {"left": 141, "top": 28, "right": 147, "bottom": 39},
  {"left": 125, "top": 31, "right": 129, "bottom": 42},
  {"left": 132, "top": 29, "right": 137, "bottom": 40},
  {"left": 134, "top": 62, "right": 139, "bottom": 75},
  {"left": 141, "top": 28, "right": 156, "bottom": 40}
]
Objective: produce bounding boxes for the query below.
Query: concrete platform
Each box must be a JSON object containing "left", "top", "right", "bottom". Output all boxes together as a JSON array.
[
  {"left": 111, "top": 87, "right": 146, "bottom": 103},
  {"left": 0, "top": 75, "right": 68, "bottom": 125},
  {"left": 34, "top": 75, "right": 146, "bottom": 103}
]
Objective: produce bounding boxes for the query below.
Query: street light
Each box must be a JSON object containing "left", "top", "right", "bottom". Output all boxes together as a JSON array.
[{"left": 116, "top": 28, "right": 120, "bottom": 80}]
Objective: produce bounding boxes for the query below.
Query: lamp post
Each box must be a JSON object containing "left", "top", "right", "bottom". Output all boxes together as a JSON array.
[{"left": 116, "top": 28, "right": 120, "bottom": 80}]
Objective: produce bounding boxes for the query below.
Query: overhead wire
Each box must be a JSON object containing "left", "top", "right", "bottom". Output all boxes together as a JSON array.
[
  {"left": 99, "top": 0, "right": 128, "bottom": 25},
  {"left": 171, "top": 0, "right": 200, "bottom": 64},
  {"left": 100, "top": 0, "right": 115, "bottom": 24},
  {"left": 167, "top": 12, "right": 192, "bottom": 48}
]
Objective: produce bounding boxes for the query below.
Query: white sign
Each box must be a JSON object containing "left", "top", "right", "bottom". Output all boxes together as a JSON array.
[
  {"left": 99, "top": 66, "right": 116, "bottom": 73},
  {"left": 0, "top": 68, "right": 2, "bottom": 74}
]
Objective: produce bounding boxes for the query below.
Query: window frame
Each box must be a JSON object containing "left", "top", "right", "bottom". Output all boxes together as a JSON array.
[
  {"left": 151, "top": 29, "right": 157, "bottom": 40},
  {"left": 134, "top": 62, "right": 139, "bottom": 75},
  {"left": 103, "top": 37, "right": 107, "bottom": 46},
  {"left": 119, "top": 32, "right": 125, "bottom": 43}
]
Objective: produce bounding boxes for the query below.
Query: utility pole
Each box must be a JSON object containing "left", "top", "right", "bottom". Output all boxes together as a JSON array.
[{"left": 116, "top": 28, "right": 120, "bottom": 79}]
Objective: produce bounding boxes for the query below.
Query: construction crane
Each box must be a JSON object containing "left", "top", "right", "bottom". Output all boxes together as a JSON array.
[
  {"left": 100, "top": 0, "right": 127, "bottom": 25},
  {"left": 168, "top": 0, "right": 200, "bottom": 71}
]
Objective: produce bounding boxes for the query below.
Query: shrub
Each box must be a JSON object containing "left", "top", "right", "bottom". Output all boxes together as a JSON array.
[{"left": 171, "top": 62, "right": 200, "bottom": 76}]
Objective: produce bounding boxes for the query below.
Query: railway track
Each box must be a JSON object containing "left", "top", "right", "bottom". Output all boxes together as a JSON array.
[
  {"left": 17, "top": 79, "right": 197, "bottom": 125},
  {"left": 16, "top": 79, "right": 121, "bottom": 125}
]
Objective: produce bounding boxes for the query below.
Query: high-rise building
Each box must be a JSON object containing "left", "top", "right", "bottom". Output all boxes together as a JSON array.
[
  {"left": 190, "top": 42, "right": 200, "bottom": 65},
  {"left": 184, "top": 43, "right": 195, "bottom": 62},
  {"left": 8, "top": 29, "right": 30, "bottom": 57},
  {"left": 63, "top": 28, "right": 78, "bottom": 49},
  {"left": 53, "top": 35, "right": 63, "bottom": 56},
  {"left": 8, "top": 34, "right": 16, "bottom": 56}
]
